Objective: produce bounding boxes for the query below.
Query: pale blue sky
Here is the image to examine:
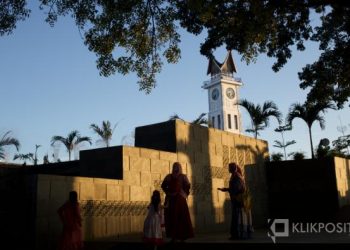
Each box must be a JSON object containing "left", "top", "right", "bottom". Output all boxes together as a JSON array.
[{"left": 1, "top": 3, "right": 349, "bottom": 163}]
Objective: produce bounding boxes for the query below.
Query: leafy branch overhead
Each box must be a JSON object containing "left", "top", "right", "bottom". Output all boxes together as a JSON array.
[{"left": 1, "top": 1, "right": 350, "bottom": 105}]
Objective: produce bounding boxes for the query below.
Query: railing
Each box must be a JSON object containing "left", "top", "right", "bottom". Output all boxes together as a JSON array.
[{"left": 202, "top": 73, "right": 242, "bottom": 86}]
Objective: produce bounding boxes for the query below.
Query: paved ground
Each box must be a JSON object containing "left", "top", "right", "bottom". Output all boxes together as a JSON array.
[{"left": 84, "top": 228, "right": 350, "bottom": 250}]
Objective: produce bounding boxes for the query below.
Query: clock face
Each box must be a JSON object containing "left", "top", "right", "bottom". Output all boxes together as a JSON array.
[
  {"left": 211, "top": 88, "right": 219, "bottom": 100},
  {"left": 226, "top": 87, "right": 235, "bottom": 99}
]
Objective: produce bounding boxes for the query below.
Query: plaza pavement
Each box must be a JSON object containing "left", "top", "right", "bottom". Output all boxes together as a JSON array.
[{"left": 84, "top": 228, "right": 350, "bottom": 250}]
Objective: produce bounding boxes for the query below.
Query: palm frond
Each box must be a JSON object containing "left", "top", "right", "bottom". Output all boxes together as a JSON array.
[
  {"left": 169, "top": 113, "right": 183, "bottom": 121},
  {"left": 192, "top": 113, "right": 208, "bottom": 125},
  {"left": 0, "top": 131, "right": 20, "bottom": 150},
  {"left": 285, "top": 140, "right": 296, "bottom": 147},
  {"left": 76, "top": 136, "right": 92, "bottom": 145},
  {"left": 273, "top": 140, "right": 284, "bottom": 148}
]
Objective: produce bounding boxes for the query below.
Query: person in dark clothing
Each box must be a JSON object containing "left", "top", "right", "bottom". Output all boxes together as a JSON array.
[
  {"left": 218, "top": 162, "right": 253, "bottom": 240},
  {"left": 161, "top": 162, "right": 194, "bottom": 241}
]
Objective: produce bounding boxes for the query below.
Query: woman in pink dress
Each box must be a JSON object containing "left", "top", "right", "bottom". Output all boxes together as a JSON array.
[{"left": 57, "top": 191, "right": 83, "bottom": 250}]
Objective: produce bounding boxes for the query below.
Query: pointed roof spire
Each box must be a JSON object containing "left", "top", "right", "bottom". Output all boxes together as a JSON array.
[
  {"left": 206, "top": 50, "right": 237, "bottom": 76},
  {"left": 207, "top": 55, "right": 221, "bottom": 75},
  {"left": 221, "top": 50, "right": 237, "bottom": 74}
]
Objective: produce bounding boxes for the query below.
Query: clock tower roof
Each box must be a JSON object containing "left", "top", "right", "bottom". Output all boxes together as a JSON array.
[{"left": 207, "top": 50, "right": 237, "bottom": 76}]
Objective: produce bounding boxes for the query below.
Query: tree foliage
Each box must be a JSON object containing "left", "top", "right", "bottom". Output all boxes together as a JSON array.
[
  {"left": 90, "top": 120, "right": 117, "bottom": 147},
  {"left": 287, "top": 100, "right": 335, "bottom": 158},
  {"left": 332, "top": 134, "right": 350, "bottom": 155},
  {"left": 274, "top": 124, "right": 296, "bottom": 160},
  {"left": 0, "top": 0, "right": 30, "bottom": 36},
  {"left": 169, "top": 112, "right": 208, "bottom": 125},
  {"left": 1, "top": 1, "right": 350, "bottom": 104},
  {"left": 51, "top": 130, "right": 91, "bottom": 161},
  {"left": 238, "top": 99, "right": 282, "bottom": 139},
  {"left": 13, "top": 153, "right": 34, "bottom": 165},
  {"left": 0, "top": 131, "right": 20, "bottom": 160}
]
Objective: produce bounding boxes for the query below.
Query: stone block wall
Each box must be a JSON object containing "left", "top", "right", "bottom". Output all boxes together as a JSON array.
[
  {"left": 36, "top": 120, "right": 269, "bottom": 248},
  {"left": 334, "top": 157, "right": 350, "bottom": 207}
]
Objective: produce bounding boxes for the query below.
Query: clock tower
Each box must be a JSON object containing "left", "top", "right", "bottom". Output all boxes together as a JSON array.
[{"left": 202, "top": 50, "right": 242, "bottom": 134}]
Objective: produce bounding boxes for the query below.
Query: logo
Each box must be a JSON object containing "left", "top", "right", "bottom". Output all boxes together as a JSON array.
[{"left": 268, "top": 219, "right": 289, "bottom": 243}]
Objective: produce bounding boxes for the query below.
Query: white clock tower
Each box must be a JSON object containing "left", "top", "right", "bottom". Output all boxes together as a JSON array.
[{"left": 202, "top": 50, "right": 242, "bottom": 134}]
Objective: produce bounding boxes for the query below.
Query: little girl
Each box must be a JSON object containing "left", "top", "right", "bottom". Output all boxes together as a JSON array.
[{"left": 143, "top": 190, "right": 165, "bottom": 248}]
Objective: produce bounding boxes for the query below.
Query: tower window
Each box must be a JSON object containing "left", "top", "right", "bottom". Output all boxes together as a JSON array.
[
  {"left": 218, "top": 115, "right": 221, "bottom": 129},
  {"left": 228, "top": 114, "right": 232, "bottom": 129},
  {"left": 212, "top": 117, "right": 215, "bottom": 128},
  {"left": 234, "top": 115, "right": 238, "bottom": 130}
]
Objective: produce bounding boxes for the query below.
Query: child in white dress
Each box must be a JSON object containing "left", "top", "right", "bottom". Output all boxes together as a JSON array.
[{"left": 143, "top": 190, "right": 165, "bottom": 248}]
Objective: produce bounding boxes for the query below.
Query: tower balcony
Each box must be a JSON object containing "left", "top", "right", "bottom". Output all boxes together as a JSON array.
[{"left": 202, "top": 73, "right": 242, "bottom": 89}]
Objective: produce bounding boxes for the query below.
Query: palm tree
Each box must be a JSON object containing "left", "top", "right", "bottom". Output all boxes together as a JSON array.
[
  {"left": 51, "top": 130, "right": 92, "bottom": 161},
  {"left": 238, "top": 99, "right": 282, "bottom": 139},
  {"left": 13, "top": 153, "right": 34, "bottom": 165},
  {"left": 34, "top": 144, "right": 41, "bottom": 165},
  {"left": 191, "top": 113, "right": 208, "bottom": 125},
  {"left": 0, "top": 131, "right": 20, "bottom": 160},
  {"left": 90, "top": 120, "right": 117, "bottom": 147},
  {"left": 273, "top": 124, "right": 296, "bottom": 160},
  {"left": 169, "top": 113, "right": 208, "bottom": 125},
  {"left": 287, "top": 101, "right": 335, "bottom": 159}
]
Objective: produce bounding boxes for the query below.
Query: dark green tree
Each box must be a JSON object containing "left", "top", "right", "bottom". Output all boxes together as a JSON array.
[
  {"left": 238, "top": 99, "right": 282, "bottom": 139},
  {"left": 287, "top": 101, "right": 335, "bottom": 159},
  {"left": 1, "top": 1, "right": 349, "bottom": 105},
  {"left": 0, "top": 131, "right": 20, "bottom": 160},
  {"left": 51, "top": 130, "right": 91, "bottom": 161}
]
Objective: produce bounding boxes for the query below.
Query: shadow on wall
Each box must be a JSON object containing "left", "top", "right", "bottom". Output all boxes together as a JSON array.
[
  {"left": 176, "top": 125, "right": 217, "bottom": 233},
  {"left": 236, "top": 143, "right": 269, "bottom": 227}
]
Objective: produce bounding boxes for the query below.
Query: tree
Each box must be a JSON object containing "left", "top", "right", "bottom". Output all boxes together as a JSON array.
[
  {"left": 315, "top": 138, "right": 331, "bottom": 158},
  {"left": 2, "top": 1, "right": 349, "bottom": 105},
  {"left": 0, "top": 0, "right": 30, "bottom": 36},
  {"left": 238, "top": 99, "right": 282, "bottom": 139},
  {"left": 169, "top": 113, "right": 208, "bottom": 125},
  {"left": 90, "top": 120, "right": 117, "bottom": 147},
  {"left": 0, "top": 131, "right": 20, "bottom": 160},
  {"left": 273, "top": 124, "right": 296, "bottom": 160},
  {"left": 13, "top": 153, "right": 34, "bottom": 165},
  {"left": 288, "top": 151, "right": 306, "bottom": 160},
  {"left": 34, "top": 144, "right": 41, "bottom": 165},
  {"left": 287, "top": 101, "right": 335, "bottom": 159},
  {"left": 332, "top": 135, "right": 350, "bottom": 156},
  {"left": 51, "top": 130, "right": 91, "bottom": 161},
  {"left": 271, "top": 152, "right": 283, "bottom": 162}
]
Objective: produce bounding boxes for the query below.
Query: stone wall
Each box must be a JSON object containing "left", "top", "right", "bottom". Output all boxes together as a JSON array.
[
  {"left": 35, "top": 120, "right": 269, "bottom": 248},
  {"left": 334, "top": 157, "right": 350, "bottom": 207}
]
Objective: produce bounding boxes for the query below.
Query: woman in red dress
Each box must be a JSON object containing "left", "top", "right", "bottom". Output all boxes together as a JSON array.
[
  {"left": 161, "top": 162, "right": 194, "bottom": 241},
  {"left": 57, "top": 191, "right": 83, "bottom": 250}
]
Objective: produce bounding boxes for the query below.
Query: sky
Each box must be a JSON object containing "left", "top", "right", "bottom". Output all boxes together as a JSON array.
[{"left": 1, "top": 3, "right": 349, "bottom": 163}]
